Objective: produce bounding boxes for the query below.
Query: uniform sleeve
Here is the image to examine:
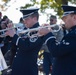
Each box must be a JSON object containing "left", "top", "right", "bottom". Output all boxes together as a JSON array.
[{"left": 43, "top": 32, "right": 76, "bottom": 57}]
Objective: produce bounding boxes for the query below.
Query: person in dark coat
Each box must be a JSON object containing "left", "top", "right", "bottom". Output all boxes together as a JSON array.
[
  {"left": 5, "top": 7, "right": 44, "bottom": 75},
  {"left": 41, "top": 15, "right": 64, "bottom": 75},
  {"left": 38, "top": 5, "right": 76, "bottom": 75},
  {"left": 0, "top": 21, "right": 12, "bottom": 56}
]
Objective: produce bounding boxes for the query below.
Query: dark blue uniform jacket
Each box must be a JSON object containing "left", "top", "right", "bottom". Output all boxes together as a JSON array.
[
  {"left": 11, "top": 22, "right": 43, "bottom": 75},
  {"left": 43, "top": 25, "right": 76, "bottom": 75}
]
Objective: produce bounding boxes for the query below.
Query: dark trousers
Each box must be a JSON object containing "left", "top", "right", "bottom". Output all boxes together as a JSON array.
[{"left": 43, "top": 52, "right": 52, "bottom": 75}]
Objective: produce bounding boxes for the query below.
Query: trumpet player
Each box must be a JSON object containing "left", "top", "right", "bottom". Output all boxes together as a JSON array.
[
  {"left": 5, "top": 7, "right": 45, "bottom": 75},
  {"left": 38, "top": 5, "right": 76, "bottom": 75},
  {"left": 41, "top": 15, "right": 64, "bottom": 75}
]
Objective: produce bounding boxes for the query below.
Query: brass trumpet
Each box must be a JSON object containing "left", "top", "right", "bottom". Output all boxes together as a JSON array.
[
  {"left": 0, "top": 25, "right": 23, "bottom": 37},
  {"left": 19, "top": 24, "right": 61, "bottom": 42},
  {"left": 19, "top": 24, "right": 61, "bottom": 34},
  {"left": 0, "top": 24, "right": 61, "bottom": 38}
]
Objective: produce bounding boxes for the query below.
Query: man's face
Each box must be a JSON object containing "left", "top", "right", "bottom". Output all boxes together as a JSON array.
[
  {"left": 1, "top": 23, "right": 7, "bottom": 29},
  {"left": 23, "top": 16, "right": 34, "bottom": 28},
  {"left": 50, "top": 18, "right": 57, "bottom": 25},
  {"left": 62, "top": 14, "right": 74, "bottom": 29}
]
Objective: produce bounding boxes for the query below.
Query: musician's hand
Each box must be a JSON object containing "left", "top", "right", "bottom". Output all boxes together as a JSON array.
[
  {"left": 38, "top": 28, "right": 51, "bottom": 36},
  {"left": 5, "top": 22, "right": 16, "bottom": 37},
  {"left": 42, "top": 23, "right": 49, "bottom": 26},
  {"left": 41, "top": 23, "right": 53, "bottom": 32},
  {"left": 5, "top": 29, "right": 16, "bottom": 37}
]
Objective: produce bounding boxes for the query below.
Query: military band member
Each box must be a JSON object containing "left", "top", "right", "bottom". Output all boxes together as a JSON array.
[
  {"left": 38, "top": 5, "right": 76, "bottom": 75},
  {"left": 41, "top": 15, "right": 64, "bottom": 75},
  {"left": 5, "top": 7, "right": 44, "bottom": 75}
]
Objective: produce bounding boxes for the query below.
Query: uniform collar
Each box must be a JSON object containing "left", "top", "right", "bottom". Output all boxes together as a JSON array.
[
  {"left": 69, "top": 25, "right": 76, "bottom": 32},
  {"left": 24, "top": 22, "right": 39, "bottom": 29},
  {"left": 30, "top": 22, "right": 39, "bottom": 29}
]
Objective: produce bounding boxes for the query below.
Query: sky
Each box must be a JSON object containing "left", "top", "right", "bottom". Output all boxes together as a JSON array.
[
  {"left": 1, "top": 0, "right": 62, "bottom": 25},
  {"left": 1, "top": 0, "right": 76, "bottom": 25},
  {"left": 2, "top": 0, "right": 30, "bottom": 23},
  {"left": 1, "top": 0, "right": 58, "bottom": 25}
]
